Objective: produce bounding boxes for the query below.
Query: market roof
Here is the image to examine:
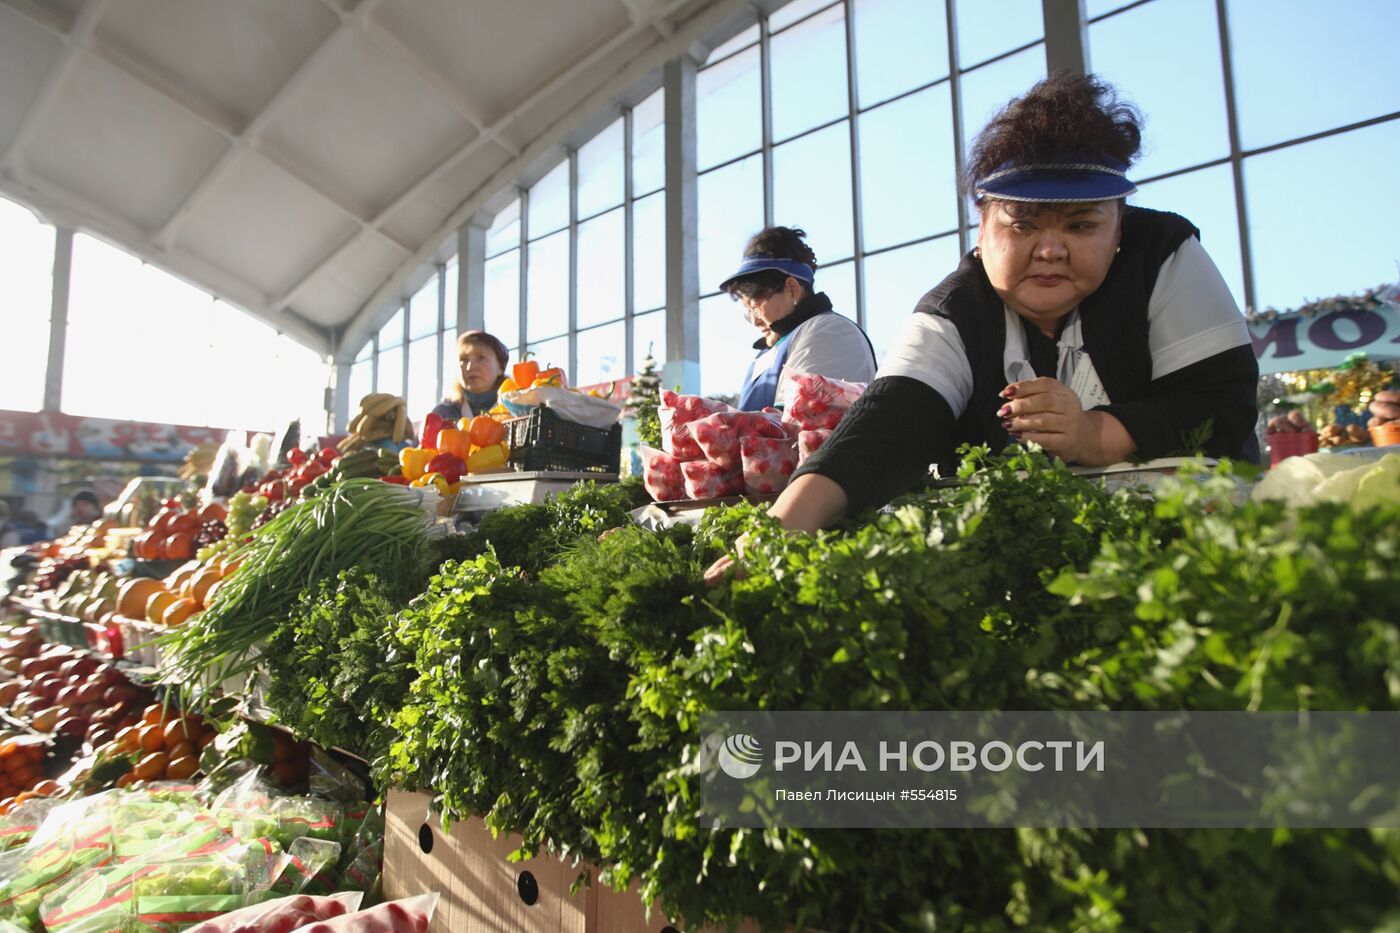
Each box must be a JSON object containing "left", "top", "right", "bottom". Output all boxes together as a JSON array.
[{"left": 0, "top": 0, "right": 749, "bottom": 356}]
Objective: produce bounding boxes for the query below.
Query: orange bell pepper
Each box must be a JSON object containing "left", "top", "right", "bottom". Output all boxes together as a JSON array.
[
  {"left": 467, "top": 414, "right": 507, "bottom": 448},
  {"left": 532, "top": 366, "right": 567, "bottom": 389},
  {"left": 437, "top": 427, "right": 472, "bottom": 460},
  {"left": 512, "top": 359, "right": 540, "bottom": 388}
]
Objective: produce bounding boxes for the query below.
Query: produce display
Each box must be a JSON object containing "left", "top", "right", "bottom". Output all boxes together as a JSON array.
[
  {"left": 0, "top": 630, "right": 155, "bottom": 762},
  {"left": 8, "top": 397, "right": 1400, "bottom": 932}
]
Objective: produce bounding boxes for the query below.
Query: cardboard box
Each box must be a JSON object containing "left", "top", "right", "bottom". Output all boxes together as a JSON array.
[{"left": 384, "top": 790, "right": 766, "bottom": 933}]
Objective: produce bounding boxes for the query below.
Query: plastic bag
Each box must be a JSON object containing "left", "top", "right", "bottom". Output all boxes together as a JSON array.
[
  {"left": 289, "top": 892, "right": 439, "bottom": 933},
  {"left": 782, "top": 373, "right": 866, "bottom": 432},
  {"left": 638, "top": 446, "right": 686, "bottom": 502},
  {"left": 498, "top": 386, "right": 622, "bottom": 429},
  {"left": 334, "top": 808, "right": 383, "bottom": 895},
  {"left": 659, "top": 391, "right": 733, "bottom": 461},
  {"left": 797, "top": 428, "right": 833, "bottom": 466},
  {"left": 0, "top": 796, "right": 57, "bottom": 853},
  {"left": 690, "top": 410, "right": 788, "bottom": 471},
  {"left": 270, "top": 838, "right": 342, "bottom": 898},
  {"left": 184, "top": 892, "right": 364, "bottom": 933},
  {"left": 0, "top": 792, "right": 117, "bottom": 928},
  {"left": 740, "top": 436, "right": 798, "bottom": 495},
  {"left": 681, "top": 460, "right": 744, "bottom": 500}
]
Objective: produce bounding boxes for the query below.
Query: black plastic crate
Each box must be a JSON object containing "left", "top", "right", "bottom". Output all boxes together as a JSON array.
[{"left": 504, "top": 406, "right": 621, "bottom": 474}]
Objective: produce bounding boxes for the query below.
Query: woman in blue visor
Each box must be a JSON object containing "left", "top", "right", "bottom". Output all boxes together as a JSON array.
[
  {"left": 706, "top": 73, "right": 1259, "bottom": 582},
  {"left": 719, "top": 226, "right": 877, "bottom": 412}
]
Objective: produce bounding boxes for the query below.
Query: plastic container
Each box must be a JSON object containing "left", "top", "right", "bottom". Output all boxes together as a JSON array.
[
  {"left": 1267, "top": 430, "right": 1319, "bottom": 466},
  {"left": 1369, "top": 422, "right": 1400, "bottom": 448},
  {"left": 504, "top": 406, "right": 621, "bottom": 474}
]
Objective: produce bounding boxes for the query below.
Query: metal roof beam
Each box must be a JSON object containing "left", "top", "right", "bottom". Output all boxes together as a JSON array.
[
  {"left": 0, "top": 167, "right": 333, "bottom": 354},
  {"left": 333, "top": 0, "right": 708, "bottom": 354}
]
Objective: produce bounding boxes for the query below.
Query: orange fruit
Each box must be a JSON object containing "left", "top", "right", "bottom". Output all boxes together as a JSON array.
[
  {"left": 117, "top": 579, "right": 163, "bottom": 619},
  {"left": 161, "top": 597, "right": 199, "bottom": 628},
  {"left": 137, "top": 724, "right": 165, "bottom": 753},
  {"left": 165, "top": 565, "right": 197, "bottom": 593},
  {"left": 190, "top": 568, "right": 221, "bottom": 608},
  {"left": 168, "top": 740, "right": 196, "bottom": 761},
  {"left": 133, "top": 752, "right": 167, "bottom": 781},
  {"left": 165, "top": 756, "right": 199, "bottom": 781},
  {"left": 140, "top": 704, "right": 168, "bottom": 727},
  {"left": 145, "top": 590, "right": 176, "bottom": 626},
  {"left": 162, "top": 719, "right": 195, "bottom": 746}
]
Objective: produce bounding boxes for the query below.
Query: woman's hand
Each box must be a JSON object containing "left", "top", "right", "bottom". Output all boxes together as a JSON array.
[
  {"left": 703, "top": 474, "right": 849, "bottom": 586},
  {"left": 1000, "top": 378, "right": 1134, "bottom": 465},
  {"left": 703, "top": 531, "right": 752, "bottom": 585}
]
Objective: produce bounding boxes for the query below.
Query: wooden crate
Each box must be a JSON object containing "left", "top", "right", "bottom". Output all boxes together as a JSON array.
[{"left": 383, "top": 790, "right": 767, "bottom": 933}]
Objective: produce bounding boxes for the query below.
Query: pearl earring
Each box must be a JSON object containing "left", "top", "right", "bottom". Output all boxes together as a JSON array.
[{"left": 973, "top": 247, "right": 981, "bottom": 259}]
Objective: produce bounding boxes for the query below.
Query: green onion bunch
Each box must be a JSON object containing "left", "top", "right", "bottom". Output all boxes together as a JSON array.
[{"left": 160, "top": 478, "right": 440, "bottom": 699}]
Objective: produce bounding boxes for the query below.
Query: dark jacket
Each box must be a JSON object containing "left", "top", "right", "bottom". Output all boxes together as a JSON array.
[{"left": 795, "top": 207, "right": 1260, "bottom": 513}]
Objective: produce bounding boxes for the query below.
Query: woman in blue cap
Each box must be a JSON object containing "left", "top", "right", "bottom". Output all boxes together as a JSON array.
[
  {"left": 719, "top": 226, "right": 876, "bottom": 411},
  {"left": 706, "top": 73, "right": 1258, "bottom": 578}
]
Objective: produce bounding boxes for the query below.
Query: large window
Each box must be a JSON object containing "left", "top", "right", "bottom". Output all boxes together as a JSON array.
[
  {"left": 345, "top": 0, "right": 1400, "bottom": 420},
  {"left": 1089, "top": 0, "right": 1400, "bottom": 313},
  {"left": 61, "top": 232, "right": 326, "bottom": 433},
  {"left": 694, "top": 0, "right": 1045, "bottom": 390},
  {"left": 0, "top": 197, "right": 54, "bottom": 413},
  {"left": 480, "top": 89, "right": 667, "bottom": 388}
]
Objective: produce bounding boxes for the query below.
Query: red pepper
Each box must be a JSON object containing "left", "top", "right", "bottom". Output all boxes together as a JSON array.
[
  {"left": 316, "top": 446, "right": 339, "bottom": 466},
  {"left": 425, "top": 452, "right": 467, "bottom": 484},
  {"left": 380, "top": 475, "right": 410, "bottom": 485},
  {"left": 288, "top": 447, "right": 307, "bottom": 467},
  {"left": 422, "top": 412, "right": 445, "bottom": 450}
]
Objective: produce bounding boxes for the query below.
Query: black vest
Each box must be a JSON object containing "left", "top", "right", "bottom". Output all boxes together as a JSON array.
[{"left": 915, "top": 206, "right": 1199, "bottom": 462}]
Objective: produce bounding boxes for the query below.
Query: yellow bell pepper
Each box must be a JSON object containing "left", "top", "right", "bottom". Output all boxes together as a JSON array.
[
  {"left": 467, "top": 442, "right": 509, "bottom": 473},
  {"left": 498, "top": 376, "right": 518, "bottom": 393},
  {"left": 410, "top": 472, "right": 451, "bottom": 494},
  {"left": 399, "top": 447, "right": 435, "bottom": 481}
]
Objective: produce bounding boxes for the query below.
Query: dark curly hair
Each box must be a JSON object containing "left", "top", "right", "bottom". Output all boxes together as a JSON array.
[
  {"left": 721, "top": 225, "right": 819, "bottom": 301},
  {"left": 963, "top": 72, "right": 1143, "bottom": 202}
]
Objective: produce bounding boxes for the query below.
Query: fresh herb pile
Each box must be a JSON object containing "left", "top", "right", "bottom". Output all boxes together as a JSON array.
[
  {"left": 243, "top": 450, "right": 1400, "bottom": 931},
  {"left": 262, "top": 567, "right": 416, "bottom": 756}
]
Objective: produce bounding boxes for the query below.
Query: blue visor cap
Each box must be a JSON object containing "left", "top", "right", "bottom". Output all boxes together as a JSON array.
[
  {"left": 718, "top": 256, "right": 815, "bottom": 293},
  {"left": 975, "top": 158, "right": 1137, "bottom": 203}
]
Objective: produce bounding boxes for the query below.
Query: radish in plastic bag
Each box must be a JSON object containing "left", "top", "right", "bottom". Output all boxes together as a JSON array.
[
  {"left": 691, "top": 410, "right": 788, "bottom": 471},
  {"left": 681, "top": 460, "right": 744, "bottom": 500},
  {"left": 289, "top": 892, "right": 439, "bottom": 933},
  {"left": 797, "top": 429, "right": 833, "bottom": 465},
  {"left": 659, "top": 391, "right": 732, "bottom": 461},
  {"left": 782, "top": 373, "right": 865, "bottom": 432},
  {"left": 184, "top": 892, "right": 363, "bottom": 933},
  {"left": 638, "top": 445, "right": 686, "bottom": 501},
  {"left": 740, "top": 436, "right": 798, "bottom": 494}
]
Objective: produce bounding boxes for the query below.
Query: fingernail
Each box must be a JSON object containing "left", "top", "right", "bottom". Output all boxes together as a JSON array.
[
  {"left": 1001, "top": 419, "right": 1014, "bottom": 431},
  {"left": 1008, "top": 432, "right": 1022, "bottom": 441},
  {"left": 997, "top": 405, "right": 1012, "bottom": 418},
  {"left": 1004, "top": 385, "right": 1018, "bottom": 398}
]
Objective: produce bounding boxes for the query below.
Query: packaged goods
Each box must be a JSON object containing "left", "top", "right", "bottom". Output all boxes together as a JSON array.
[
  {"left": 782, "top": 373, "right": 866, "bottom": 432},
  {"left": 740, "top": 436, "right": 798, "bottom": 494},
  {"left": 681, "top": 460, "right": 744, "bottom": 500}
]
